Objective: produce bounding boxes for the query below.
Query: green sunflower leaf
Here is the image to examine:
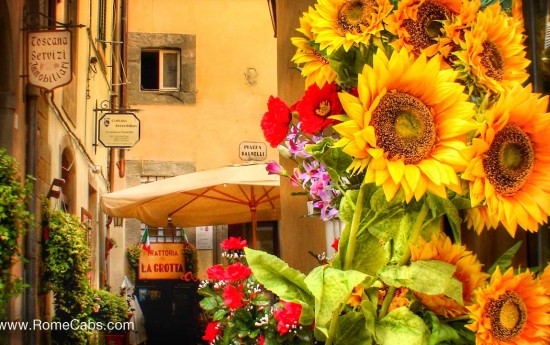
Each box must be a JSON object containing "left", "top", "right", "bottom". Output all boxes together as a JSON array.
[
  {"left": 335, "top": 310, "right": 373, "bottom": 345},
  {"left": 375, "top": 307, "right": 430, "bottom": 345},
  {"left": 304, "top": 265, "right": 368, "bottom": 340},
  {"left": 378, "top": 260, "right": 464, "bottom": 305},
  {"left": 244, "top": 247, "right": 314, "bottom": 324},
  {"left": 488, "top": 241, "right": 523, "bottom": 275}
]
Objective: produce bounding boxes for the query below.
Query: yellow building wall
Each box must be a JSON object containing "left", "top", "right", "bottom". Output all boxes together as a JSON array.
[{"left": 126, "top": 0, "right": 279, "bottom": 170}]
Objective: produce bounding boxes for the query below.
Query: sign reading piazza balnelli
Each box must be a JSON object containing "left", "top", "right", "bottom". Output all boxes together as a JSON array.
[
  {"left": 139, "top": 243, "right": 186, "bottom": 280},
  {"left": 98, "top": 113, "right": 141, "bottom": 148},
  {"left": 27, "top": 30, "right": 72, "bottom": 90},
  {"left": 239, "top": 141, "right": 267, "bottom": 161}
]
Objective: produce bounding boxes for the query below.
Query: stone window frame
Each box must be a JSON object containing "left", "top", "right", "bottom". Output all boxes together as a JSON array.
[{"left": 128, "top": 32, "right": 196, "bottom": 105}]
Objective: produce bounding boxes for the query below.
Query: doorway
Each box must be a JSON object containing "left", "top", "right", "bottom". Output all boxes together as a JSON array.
[{"left": 135, "top": 279, "right": 201, "bottom": 345}]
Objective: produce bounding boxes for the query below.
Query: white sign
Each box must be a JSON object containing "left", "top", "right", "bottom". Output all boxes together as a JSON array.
[
  {"left": 27, "top": 30, "right": 72, "bottom": 90},
  {"left": 98, "top": 113, "right": 141, "bottom": 148},
  {"left": 196, "top": 226, "right": 214, "bottom": 250},
  {"left": 239, "top": 141, "right": 267, "bottom": 161}
]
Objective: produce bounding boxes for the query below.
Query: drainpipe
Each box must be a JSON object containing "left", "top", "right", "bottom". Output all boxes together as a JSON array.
[{"left": 25, "top": 84, "right": 40, "bottom": 345}]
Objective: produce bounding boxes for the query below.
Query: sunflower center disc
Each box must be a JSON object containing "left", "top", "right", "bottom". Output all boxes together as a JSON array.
[
  {"left": 315, "top": 100, "right": 332, "bottom": 116},
  {"left": 402, "top": 1, "right": 449, "bottom": 51},
  {"left": 486, "top": 291, "right": 527, "bottom": 342},
  {"left": 481, "top": 40, "right": 504, "bottom": 81},
  {"left": 482, "top": 123, "right": 534, "bottom": 195},
  {"left": 371, "top": 92, "right": 436, "bottom": 164},
  {"left": 338, "top": 0, "right": 374, "bottom": 33}
]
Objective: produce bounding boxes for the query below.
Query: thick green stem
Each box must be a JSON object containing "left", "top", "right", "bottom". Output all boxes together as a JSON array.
[
  {"left": 325, "top": 303, "right": 342, "bottom": 345},
  {"left": 378, "top": 202, "right": 429, "bottom": 318},
  {"left": 326, "top": 292, "right": 351, "bottom": 345},
  {"left": 343, "top": 178, "right": 368, "bottom": 271}
]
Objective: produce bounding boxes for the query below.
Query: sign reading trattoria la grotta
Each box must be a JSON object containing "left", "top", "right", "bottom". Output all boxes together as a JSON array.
[
  {"left": 139, "top": 243, "right": 186, "bottom": 280},
  {"left": 27, "top": 30, "right": 72, "bottom": 90}
]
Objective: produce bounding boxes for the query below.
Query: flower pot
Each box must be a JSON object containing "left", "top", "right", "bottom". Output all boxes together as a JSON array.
[{"left": 104, "top": 333, "right": 126, "bottom": 345}]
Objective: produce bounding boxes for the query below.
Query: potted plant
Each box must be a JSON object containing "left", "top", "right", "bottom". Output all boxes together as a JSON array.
[{"left": 91, "top": 289, "right": 129, "bottom": 345}]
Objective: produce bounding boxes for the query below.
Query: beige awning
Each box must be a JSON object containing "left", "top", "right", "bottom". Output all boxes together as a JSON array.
[{"left": 100, "top": 163, "right": 280, "bottom": 247}]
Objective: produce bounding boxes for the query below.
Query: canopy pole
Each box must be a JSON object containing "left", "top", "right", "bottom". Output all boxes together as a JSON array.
[
  {"left": 251, "top": 206, "right": 257, "bottom": 249},
  {"left": 250, "top": 186, "right": 257, "bottom": 248}
]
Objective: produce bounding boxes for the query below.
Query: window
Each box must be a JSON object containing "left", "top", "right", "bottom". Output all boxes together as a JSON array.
[
  {"left": 141, "top": 224, "right": 184, "bottom": 243},
  {"left": 128, "top": 33, "right": 195, "bottom": 104},
  {"left": 141, "top": 49, "right": 180, "bottom": 91}
]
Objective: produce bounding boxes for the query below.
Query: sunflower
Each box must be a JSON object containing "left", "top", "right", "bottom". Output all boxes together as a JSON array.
[
  {"left": 462, "top": 84, "right": 550, "bottom": 237},
  {"left": 333, "top": 48, "right": 478, "bottom": 202},
  {"left": 467, "top": 267, "right": 550, "bottom": 345},
  {"left": 309, "top": 0, "right": 393, "bottom": 55},
  {"left": 438, "top": 0, "right": 480, "bottom": 66},
  {"left": 410, "top": 233, "right": 489, "bottom": 318},
  {"left": 384, "top": 0, "right": 464, "bottom": 58},
  {"left": 292, "top": 7, "right": 338, "bottom": 88},
  {"left": 539, "top": 265, "right": 550, "bottom": 297},
  {"left": 453, "top": 3, "right": 530, "bottom": 97}
]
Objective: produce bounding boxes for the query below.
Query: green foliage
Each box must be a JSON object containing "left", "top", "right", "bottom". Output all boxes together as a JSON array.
[
  {"left": 243, "top": 248, "right": 315, "bottom": 323},
  {"left": 43, "top": 202, "right": 94, "bottom": 344},
  {"left": 91, "top": 289, "right": 128, "bottom": 334},
  {"left": 183, "top": 242, "right": 198, "bottom": 277},
  {"left": 0, "top": 149, "right": 32, "bottom": 317},
  {"left": 126, "top": 244, "right": 141, "bottom": 280},
  {"left": 378, "top": 261, "right": 463, "bottom": 305}
]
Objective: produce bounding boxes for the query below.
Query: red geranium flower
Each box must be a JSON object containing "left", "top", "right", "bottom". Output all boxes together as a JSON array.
[
  {"left": 206, "top": 264, "right": 225, "bottom": 280},
  {"left": 261, "top": 96, "right": 291, "bottom": 148},
  {"left": 202, "top": 321, "right": 220, "bottom": 343},
  {"left": 295, "top": 82, "right": 342, "bottom": 134},
  {"left": 206, "top": 264, "right": 226, "bottom": 281},
  {"left": 258, "top": 334, "right": 265, "bottom": 345},
  {"left": 224, "top": 262, "right": 252, "bottom": 282},
  {"left": 222, "top": 283, "right": 245, "bottom": 310},
  {"left": 220, "top": 237, "right": 248, "bottom": 251},
  {"left": 273, "top": 301, "right": 302, "bottom": 335}
]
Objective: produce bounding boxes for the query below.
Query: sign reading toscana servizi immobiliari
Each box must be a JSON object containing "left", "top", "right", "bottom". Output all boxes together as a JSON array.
[
  {"left": 27, "top": 30, "right": 72, "bottom": 90},
  {"left": 139, "top": 243, "right": 186, "bottom": 280}
]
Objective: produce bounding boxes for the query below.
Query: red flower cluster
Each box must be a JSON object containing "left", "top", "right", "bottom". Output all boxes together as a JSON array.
[
  {"left": 273, "top": 301, "right": 303, "bottom": 335},
  {"left": 295, "top": 82, "right": 342, "bottom": 134},
  {"left": 261, "top": 96, "right": 291, "bottom": 148},
  {"left": 222, "top": 283, "right": 245, "bottom": 310},
  {"left": 260, "top": 83, "right": 343, "bottom": 148},
  {"left": 206, "top": 262, "right": 252, "bottom": 282},
  {"left": 220, "top": 236, "right": 248, "bottom": 251},
  {"left": 203, "top": 321, "right": 220, "bottom": 342}
]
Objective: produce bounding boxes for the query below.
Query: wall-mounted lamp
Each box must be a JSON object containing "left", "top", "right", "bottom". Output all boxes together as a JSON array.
[
  {"left": 89, "top": 56, "right": 98, "bottom": 74},
  {"left": 113, "top": 217, "right": 124, "bottom": 227}
]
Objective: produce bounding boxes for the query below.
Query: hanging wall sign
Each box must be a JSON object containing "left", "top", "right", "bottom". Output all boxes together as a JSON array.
[
  {"left": 27, "top": 30, "right": 72, "bottom": 90},
  {"left": 98, "top": 113, "right": 141, "bottom": 148},
  {"left": 139, "top": 243, "right": 186, "bottom": 280}
]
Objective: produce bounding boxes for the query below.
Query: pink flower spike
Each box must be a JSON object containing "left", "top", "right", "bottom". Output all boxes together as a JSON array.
[{"left": 266, "top": 161, "right": 287, "bottom": 177}]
